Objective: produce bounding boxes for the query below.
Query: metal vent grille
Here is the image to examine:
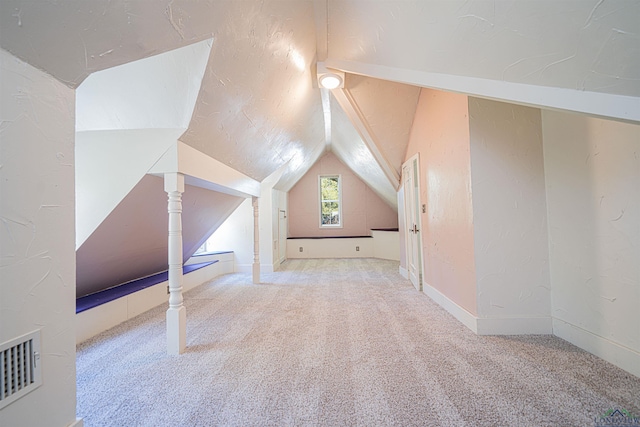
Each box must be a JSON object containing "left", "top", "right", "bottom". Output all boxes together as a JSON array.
[{"left": 0, "top": 330, "right": 42, "bottom": 410}]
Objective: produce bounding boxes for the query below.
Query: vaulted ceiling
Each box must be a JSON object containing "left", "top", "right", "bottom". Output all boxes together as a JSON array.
[{"left": 2, "top": 0, "right": 637, "bottom": 205}]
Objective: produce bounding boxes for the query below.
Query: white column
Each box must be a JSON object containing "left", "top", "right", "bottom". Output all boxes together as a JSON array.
[
  {"left": 165, "top": 172, "right": 186, "bottom": 355},
  {"left": 252, "top": 196, "right": 260, "bottom": 284}
]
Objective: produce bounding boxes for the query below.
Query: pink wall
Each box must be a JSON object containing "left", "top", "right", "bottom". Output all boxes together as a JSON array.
[
  {"left": 404, "top": 88, "right": 477, "bottom": 315},
  {"left": 288, "top": 152, "right": 398, "bottom": 237}
]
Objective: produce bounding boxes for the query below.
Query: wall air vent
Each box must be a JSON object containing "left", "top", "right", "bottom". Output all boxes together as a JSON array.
[{"left": 0, "top": 330, "right": 42, "bottom": 410}]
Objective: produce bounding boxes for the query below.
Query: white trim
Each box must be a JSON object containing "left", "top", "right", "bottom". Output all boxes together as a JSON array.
[
  {"left": 286, "top": 238, "right": 374, "bottom": 259},
  {"left": 398, "top": 266, "right": 408, "bottom": 279},
  {"left": 234, "top": 264, "right": 253, "bottom": 273},
  {"left": 325, "top": 58, "right": 640, "bottom": 124},
  {"left": 401, "top": 153, "right": 425, "bottom": 292},
  {"left": 476, "top": 316, "right": 552, "bottom": 335},
  {"left": 67, "top": 419, "right": 84, "bottom": 427},
  {"left": 318, "top": 174, "right": 343, "bottom": 229},
  {"left": 150, "top": 141, "right": 260, "bottom": 198},
  {"left": 422, "top": 281, "right": 478, "bottom": 334},
  {"left": 553, "top": 318, "right": 640, "bottom": 378},
  {"left": 260, "top": 263, "right": 278, "bottom": 273},
  {"left": 331, "top": 88, "right": 401, "bottom": 189},
  {"left": 422, "top": 281, "right": 554, "bottom": 336}
]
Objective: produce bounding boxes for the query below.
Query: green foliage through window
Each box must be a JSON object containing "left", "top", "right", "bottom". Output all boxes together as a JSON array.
[{"left": 320, "top": 176, "right": 341, "bottom": 226}]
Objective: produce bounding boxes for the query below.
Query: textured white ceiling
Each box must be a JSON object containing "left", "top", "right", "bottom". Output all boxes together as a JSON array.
[
  {"left": 178, "top": 1, "right": 325, "bottom": 182},
  {"left": 0, "top": 0, "right": 329, "bottom": 185},
  {"left": 343, "top": 74, "right": 421, "bottom": 177},
  {"left": 328, "top": 0, "right": 640, "bottom": 97},
  {"left": 0, "top": 0, "right": 211, "bottom": 87},
  {"left": 2, "top": 0, "right": 638, "bottom": 203}
]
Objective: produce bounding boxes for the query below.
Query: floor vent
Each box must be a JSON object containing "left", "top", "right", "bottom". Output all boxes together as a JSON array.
[{"left": 0, "top": 330, "right": 42, "bottom": 410}]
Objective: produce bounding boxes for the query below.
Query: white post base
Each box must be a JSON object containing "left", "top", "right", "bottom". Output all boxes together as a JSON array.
[
  {"left": 167, "top": 306, "right": 186, "bottom": 355},
  {"left": 252, "top": 263, "right": 260, "bottom": 284}
]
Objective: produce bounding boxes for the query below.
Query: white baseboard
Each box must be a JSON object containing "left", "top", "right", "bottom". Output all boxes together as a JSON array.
[
  {"left": 399, "top": 266, "right": 408, "bottom": 279},
  {"left": 67, "top": 418, "right": 84, "bottom": 427},
  {"left": 422, "top": 281, "right": 553, "bottom": 336},
  {"left": 236, "top": 263, "right": 279, "bottom": 275},
  {"left": 235, "top": 264, "right": 252, "bottom": 273},
  {"left": 422, "top": 281, "right": 478, "bottom": 334},
  {"left": 476, "top": 316, "right": 552, "bottom": 335},
  {"left": 286, "top": 238, "right": 374, "bottom": 259},
  {"left": 260, "top": 262, "right": 279, "bottom": 273},
  {"left": 553, "top": 318, "right": 640, "bottom": 378}
]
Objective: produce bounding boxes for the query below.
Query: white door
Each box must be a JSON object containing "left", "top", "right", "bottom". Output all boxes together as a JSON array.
[
  {"left": 278, "top": 210, "right": 287, "bottom": 263},
  {"left": 402, "top": 154, "right": 423, "bottom": 291}
]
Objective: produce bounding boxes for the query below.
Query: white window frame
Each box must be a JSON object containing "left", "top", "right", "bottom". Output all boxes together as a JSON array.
[{"left": 318, "top": 174, "right": 343, "bottom": 228}]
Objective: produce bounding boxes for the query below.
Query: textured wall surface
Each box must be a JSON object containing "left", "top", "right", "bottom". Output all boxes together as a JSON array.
[
  {"left": 205, "top": 198, "right": 254, "bottom": 271},
  {"left": 288, "top": 152, "right": 398, "bottom": 237},
  {"left": 543, "top": 110, "right": 640, "bottom": 369},
  {"left": 469, "top": 98, "right": 551, "bottom": 321},
  {"left": 404, "top": 89, "right": 477, "bottom": 315},
  {"left": 0, "top": 49, "right": 77, "bottom": 427}
]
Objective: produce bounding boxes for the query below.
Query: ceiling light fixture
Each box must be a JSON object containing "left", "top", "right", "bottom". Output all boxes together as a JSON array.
[
  {"left": 319, "top": 73, "right": 342, "bottom": 89},
  {"left": 317, "top": 62, "right": 344, "bottom": 90}
]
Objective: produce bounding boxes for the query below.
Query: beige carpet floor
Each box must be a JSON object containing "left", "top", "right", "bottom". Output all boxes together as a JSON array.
[{"left": 77, "top": 258, "right": 640, "bottom": 426}]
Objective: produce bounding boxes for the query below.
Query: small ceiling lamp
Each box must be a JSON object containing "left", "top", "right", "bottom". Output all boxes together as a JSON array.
[
  {"left": 319, "top": 73, "right": 343, "bottom": 89},
  {"left": 317, "top": 62, "right": 344, "bottom": 89}
]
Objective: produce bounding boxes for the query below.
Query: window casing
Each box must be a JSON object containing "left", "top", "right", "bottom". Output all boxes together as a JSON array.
[{"left": 319, "top": 175, "right": 342, "bottom": 228}]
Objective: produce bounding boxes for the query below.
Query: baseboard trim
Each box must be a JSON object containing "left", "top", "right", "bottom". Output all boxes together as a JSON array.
[
  {"left": 67, "top": 418, "right": 84, "bottom": 427},
  {"left": 260, "top": 263, "right": 275, "bottom": 273},
  {"left": 399, "top": 266, "right": 408, "bottom": 279},
  {"left": 476, "top": 316, "right": 552, "bottom": 335},
  {"left": 422, "top": 281, "right": 478, "bottom": 334},
  {"left": 237, "top": 264, "right": 278, "bottom": 274},
  {"left": 553, "top": 318, "right": 640, "bottom": 378},
  {"left": 235, "top": 264, "right": 252, "bottom": 273},
  {"left": 422, "top": 282, "right": 553, "bottom": 336}
]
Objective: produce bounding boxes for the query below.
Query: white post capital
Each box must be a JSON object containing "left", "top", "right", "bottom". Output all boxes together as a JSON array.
[{"left": 164, "top": 172, "right": 185, "bottom": 193}]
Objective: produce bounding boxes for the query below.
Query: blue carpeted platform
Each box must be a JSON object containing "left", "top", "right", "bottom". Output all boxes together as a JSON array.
[{"left": 76, "top": 261, "right": 217, "bottom": 314}]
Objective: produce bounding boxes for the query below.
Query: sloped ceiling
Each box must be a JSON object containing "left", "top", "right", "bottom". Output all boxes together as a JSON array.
[
  {"left": 75, "top": 128, "right": 183, "bottom": 248},
  {"left": 179, "top": 1, "right": 326, "bottom": 182},
  {"left": 327, "top": 0, "right": 640, "bottom": 97},
  {"left": 2, "top": 1, "right": 638, "bottom": 265},
  {"left": 2, "top": 0, "right": 636, "bottom": 204},
  {"left": 345, "top": 74, "right": 420, "bottom": 177},
  {"left": 330, "top": 95, "right": 397, "bottom": 208},
  {"left": 76, "top": 38, "right": 212, "bottom": 131},
  {"left": 1, "top": 0, "right": 329, "bottom": 188},
  {"left": 76, "top": 175, "right": 243, "bottom": 298}
]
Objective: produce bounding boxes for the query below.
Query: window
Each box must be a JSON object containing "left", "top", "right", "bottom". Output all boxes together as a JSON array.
[{"left": 319, "top": 175, "right": 342, "bottom": 227}]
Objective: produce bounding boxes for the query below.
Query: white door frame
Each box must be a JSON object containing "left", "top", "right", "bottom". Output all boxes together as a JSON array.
[{"left": 402, "top": 153, "right": 424, "bottom": 291}]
